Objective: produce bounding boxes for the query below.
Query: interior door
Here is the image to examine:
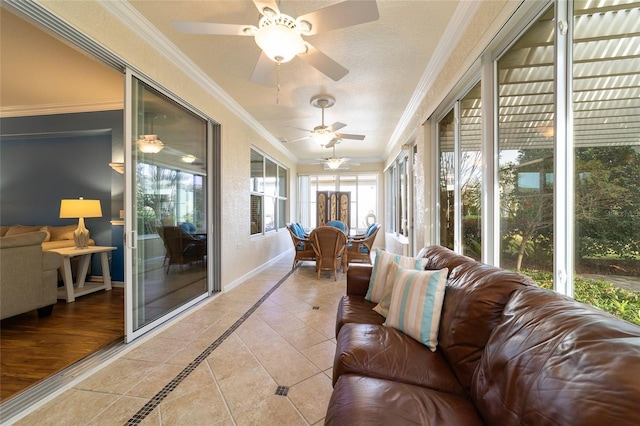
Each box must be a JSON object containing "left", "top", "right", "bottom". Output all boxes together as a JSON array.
[{"left": 124, "top": 70, "right": 209, "bottom": 342}]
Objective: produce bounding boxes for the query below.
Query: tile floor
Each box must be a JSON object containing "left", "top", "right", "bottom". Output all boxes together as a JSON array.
[{"left": 11, "top": 255, "right": 345, "bottom": 425}]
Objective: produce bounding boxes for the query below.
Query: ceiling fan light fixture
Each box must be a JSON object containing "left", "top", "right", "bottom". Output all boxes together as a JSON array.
[
  {"left": 311, "top": 128, "right": 335, "bottom": 146},
  {"left": 326, "top": 158, "right": 343, "bottom": 170},
  {"left": 181, "top": 154, "right": 196, "bottom": 163},
  {"left": 137, "top": 134, "right": 164, "bottom": 154},
  {"left": 255, "top": 15, "right": 305, "bottom": 63}
]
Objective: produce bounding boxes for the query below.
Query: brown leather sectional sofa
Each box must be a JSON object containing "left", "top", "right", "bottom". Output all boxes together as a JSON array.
[{"left": 326, "top": 245, "right": 640, "bottom": 425}]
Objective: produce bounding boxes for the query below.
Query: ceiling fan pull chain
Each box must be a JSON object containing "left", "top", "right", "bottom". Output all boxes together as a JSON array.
[{"left": 276, "top": 61, "right": 281, "bottom": 105}]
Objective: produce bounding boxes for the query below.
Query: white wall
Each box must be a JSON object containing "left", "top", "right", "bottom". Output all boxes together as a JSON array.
[{"left": 38, "top": 0, "right": 296, "bottom": 289}]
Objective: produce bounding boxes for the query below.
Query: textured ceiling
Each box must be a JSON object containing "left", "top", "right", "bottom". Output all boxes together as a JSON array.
[{"left": 1, "top": 1, "right": 462, "bottom": 165}]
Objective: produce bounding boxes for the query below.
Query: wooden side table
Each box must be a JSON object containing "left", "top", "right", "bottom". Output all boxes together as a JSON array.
[{"left": 46, "top": 246, "right": 117, "bottom": 302}]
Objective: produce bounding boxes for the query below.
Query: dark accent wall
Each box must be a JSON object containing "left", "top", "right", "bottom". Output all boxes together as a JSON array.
[{"left": 0, "top": 110, "right": 125, "bottom": 280}]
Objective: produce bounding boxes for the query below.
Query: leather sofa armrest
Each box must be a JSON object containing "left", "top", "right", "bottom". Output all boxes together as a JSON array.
[{"left": 346, "top": 265, "right": 372, "bottom": 296}]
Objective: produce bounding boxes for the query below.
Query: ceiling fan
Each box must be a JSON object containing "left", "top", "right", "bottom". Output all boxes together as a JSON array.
[
  {"left": 172, "top": 0, "right": 379, "bottom": 83},
  {"left": 316, "top": 144, "right": 361, "bottom": 170},
  {"left": 286, "top": 95, "right": 366, "bottom": 148}
]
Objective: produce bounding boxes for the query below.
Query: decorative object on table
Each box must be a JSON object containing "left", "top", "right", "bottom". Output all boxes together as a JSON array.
[{"left": 59, "top": 197, "right": 103, "bottom": 249}]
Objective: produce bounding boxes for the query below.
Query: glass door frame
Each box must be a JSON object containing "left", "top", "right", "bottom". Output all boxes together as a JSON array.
[{"left": 124, "top": 69, "right": 218, "bottom": 342}]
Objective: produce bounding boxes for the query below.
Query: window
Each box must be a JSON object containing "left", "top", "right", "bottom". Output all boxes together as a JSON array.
[
  {"left": 298, "top": 174, "right": 378, "bottom": 233},
  {"left": 435, "top": 83, "right": 482, "bottom": 260},
  {"left": 497, "top": 5, "right": 555, "bottom": 272},
  {"left": 386, "top": 155, "right": 411, "bottom": 238},
  {"left": 250, "top": 148, "right": 288, "bottom": 235},
  {"left": 431, "top": 0, "right": 639, "bottom": 323}
]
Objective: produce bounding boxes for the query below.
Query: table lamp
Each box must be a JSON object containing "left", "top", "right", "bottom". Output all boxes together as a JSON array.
[{"left": 59, "top": 197, "right": 103, "bottom": 249}]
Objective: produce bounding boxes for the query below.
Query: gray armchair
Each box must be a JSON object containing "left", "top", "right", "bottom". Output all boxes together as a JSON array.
[{"left": 0, "top": 231, "right": 63, "bottom": 320}]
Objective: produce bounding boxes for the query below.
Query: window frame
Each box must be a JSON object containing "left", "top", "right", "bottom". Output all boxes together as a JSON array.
[{"left": 250, "top": 147, "right": 288, "bottom": 236}]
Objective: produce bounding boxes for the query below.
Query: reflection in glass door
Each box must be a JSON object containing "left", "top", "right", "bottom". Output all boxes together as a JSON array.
[{"left": 126, "top": 73, "right": 209, "bottom": 341}]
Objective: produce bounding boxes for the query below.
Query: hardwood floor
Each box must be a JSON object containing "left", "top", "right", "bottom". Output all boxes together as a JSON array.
[{"left": 0, "top": 287, "right": 124, "bottom": 402}]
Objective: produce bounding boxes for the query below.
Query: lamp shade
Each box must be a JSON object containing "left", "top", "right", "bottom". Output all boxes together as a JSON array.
[
  {"left": 254, "top": 21, "right": 305, "bottom": 63},
  {"left": 326, "top": 158, "right": 343, "bottom": 170},
  {"left": 60, "top": 198, "right": 103, "bottom": 219},
  {"left": 311, "top": 130, "right": 336, "bottom": 146},
  {"left": 137, "top": 134, "right": 164, "bottom": 154}
]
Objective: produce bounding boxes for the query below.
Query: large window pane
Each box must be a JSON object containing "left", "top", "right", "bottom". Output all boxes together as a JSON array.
[
  {"left": 438, "top": 109, "right": 455, "bottom": 250},
  {"left": 460, "top": 83, "right": 482, "bottom": 260},
  {"left": 573, "top": 0, "right": 640, "bottom": 321},
  {"left": 497, "top": 6, "right": 555, "bottom": 271},
  {"left": 249, "top": 149, "right": 287, "bottom": 234},
  {"left": 131, "top": 76, "right": 208, "bottom": 332}
]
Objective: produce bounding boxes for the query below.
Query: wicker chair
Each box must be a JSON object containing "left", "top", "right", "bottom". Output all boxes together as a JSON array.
[
  {"left": 309, "top": 226, "right": 347, "bottom": 280},
  {"left": 158, "top": 226, "right": 206, "bottom": 274},
  {"left": 345, "top": 223, "right": 380, "bottom": 265},
  {"left": 286, "top": 223, "right": 315, "bottom": 270}
]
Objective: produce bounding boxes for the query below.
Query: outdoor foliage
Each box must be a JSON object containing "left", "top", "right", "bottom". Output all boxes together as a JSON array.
[{"left": 522, "top": 269, "right": 640, "bottom": 325}]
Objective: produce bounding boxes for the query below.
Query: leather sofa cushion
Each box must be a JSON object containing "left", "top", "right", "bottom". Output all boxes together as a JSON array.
[
  {"left": 418, "top": 245, "right": 475, "bottom": 275},
  {"left": 438, "top": 261, "right": 536, "bottom": 393},
  {"left": 325, "top": 375, "right": 483, "bottom": 426},
  {"left": 335, "top": 295, "right": 384, "bottom": 337},
  {"left": 334, "top": 323, "right": 465, "bottom": 396},
  {"left": 472, "top": 286, "right": 640, "bottom": 426}
]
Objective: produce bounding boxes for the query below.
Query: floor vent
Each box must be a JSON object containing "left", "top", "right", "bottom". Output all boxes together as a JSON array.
[{"left": 275, "top": 385, "right": 289, "bottom": 396}]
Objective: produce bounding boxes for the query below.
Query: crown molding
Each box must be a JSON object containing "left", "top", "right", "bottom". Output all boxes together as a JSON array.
[
  {"left": 97, "top": 0, "right": 297, "bottom": 163},
  {"left": 384, "top": 0, "right": 482, "bottom": 158},
  {"left": 0, "top": 99, "right": 123, "bottom": 118}
]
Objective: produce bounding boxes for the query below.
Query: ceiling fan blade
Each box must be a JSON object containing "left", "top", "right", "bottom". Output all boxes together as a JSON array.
[
  {"left": 172, "top": 21, "right": 255, "bottom": 36},
  {"left": 285, "top": 136, "right": 311, "bottom": 143},
  {"left": 335, "top": 132, "right": 365, "bottom": 140},
  {"left": 328, "top": 122, "right": 347, "bottom": 132},
  {"left": 325, "top": 139, "right": 337, "bottom": 148},
  {"left": 298, "top": 42, "right": 348, "bottom": 81},
  {"left": 298, "top": 0, "right": 379, "bottom": 35},
  {"left": 251, "top": 51, "right": 274, "bottom": 85},
  {"left": 252, "top": 0, "right": 280, "bottom": 16}
]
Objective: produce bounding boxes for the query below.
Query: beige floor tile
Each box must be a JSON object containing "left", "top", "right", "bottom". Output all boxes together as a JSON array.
[
  {"left": 163, "top": 364, "right": 216, "bottom": 402},
  {"left": 14, "top": 389, "right": 119, "bottom": 426},
  {"left": 232, "top": 395, "right": 307, "bottom": 426},
  {"left": 74, "top": 359, "right": 165, "bottom": 395},
  {"left": 257, "top": 348, "right": 321, "bottom": 386},
  {"left": 154, "top": 319, "right": 210, "bottom": 341},
  {"left": 125, "top": 364, "right": 184, "bottom": 398},
  {"left": 277, "top": 325, "right": 328, "bottom": 351},
  {"left": 206, "top": 334, "right": 262, "bottom": 381},
  {"left": 289, "top": 373, "right": 334, "bottom": 425},
  {"left": 86, "top": 395, "right": 148, "bottom": 426},
  {"left": 122, "top": 337, "right": 184, "bottom": 363},
  {"left": 301, "top": 340, "right": 337, "bottom": 371},
  {"left": 216, "top": 365, "right": 278, "bottom": 414},
  {"left": 163, "top": 337, "right": 215, "bottom": 366},
  {"left": 157, "top": 383, "right": 231, "bottom": 425}
]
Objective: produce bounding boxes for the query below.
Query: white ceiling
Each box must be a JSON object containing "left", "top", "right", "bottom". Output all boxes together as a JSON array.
[{"left": 1, "top": 1, "right": 466, "bottom": 165}]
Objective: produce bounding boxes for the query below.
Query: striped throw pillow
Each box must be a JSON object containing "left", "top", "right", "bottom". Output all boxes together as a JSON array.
[
  {"left": 384, "top": 266, "right": 448, "bottom": 351},
  {"left": 365, "top": 249, "right": 428, "bottom": 303}
]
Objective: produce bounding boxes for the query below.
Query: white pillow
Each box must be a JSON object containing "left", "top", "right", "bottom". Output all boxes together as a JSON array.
[
  {"left": 365, "top": 249, "right": 428, "bottom": 303},
  {"left": 384, "top": 266, "right": 448, "bottom": 351}
]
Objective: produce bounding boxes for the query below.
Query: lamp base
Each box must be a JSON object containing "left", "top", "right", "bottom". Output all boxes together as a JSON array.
[{"left": 74, "top": 217, "right": 90, "bottom": 249}]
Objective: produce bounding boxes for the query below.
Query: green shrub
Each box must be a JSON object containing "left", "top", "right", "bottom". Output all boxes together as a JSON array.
[{"left": 521, "top": 269, "right": 640, "bottom": 325}]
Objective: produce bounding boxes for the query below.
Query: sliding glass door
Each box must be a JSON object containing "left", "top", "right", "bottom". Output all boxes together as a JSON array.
[{"left": 125, "top": 72, "right": 210, "bottom": 341}]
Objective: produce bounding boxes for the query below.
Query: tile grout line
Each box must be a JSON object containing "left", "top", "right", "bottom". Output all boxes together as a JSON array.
[{"left": 124, "top": 267, "right": 295, "bottom": 425}]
